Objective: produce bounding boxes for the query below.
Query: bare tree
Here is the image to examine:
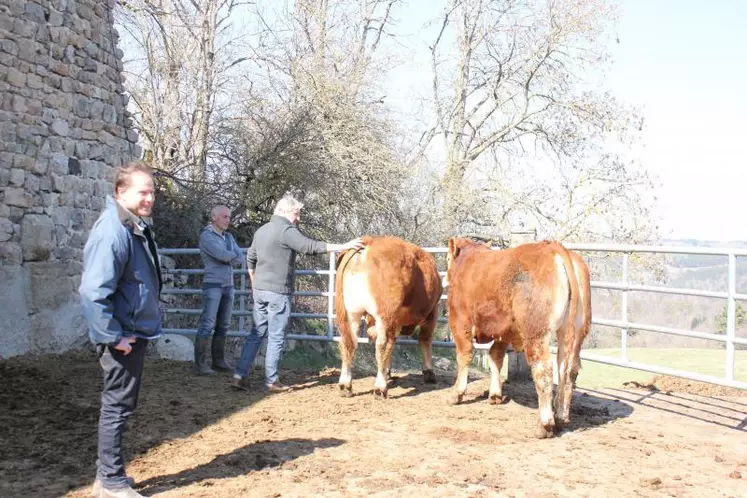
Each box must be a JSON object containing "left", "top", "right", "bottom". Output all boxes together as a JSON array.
[
  {"left": 116, "top": 0, "right": 251, "bottom": 181},
  {"left": 419, "top": 0, "right": 654, "bottom": 241}
]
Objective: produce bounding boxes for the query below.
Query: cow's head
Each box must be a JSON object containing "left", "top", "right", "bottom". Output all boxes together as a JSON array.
[{"left": 443, "top": 237, "right": 491, "bottom": 287}]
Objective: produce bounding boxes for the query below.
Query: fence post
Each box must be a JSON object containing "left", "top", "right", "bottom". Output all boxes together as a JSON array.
[
  {"left": 621, "top": 252, "right": 629, "bottom": 361},
  {"left": 726, "top": 253, "right": 736, "bottom": 381},
  {"left": 327, "top": 251, "right": 335, "bottom": 340}
]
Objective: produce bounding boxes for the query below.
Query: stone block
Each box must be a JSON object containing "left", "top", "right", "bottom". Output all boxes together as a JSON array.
[
  {"left": 49, "top": 119, "right": 68, "bottom": 137},
  {"left": 49, "top": 153, "right": 68, "bottom": 175},
  {"left": 50, "top": 173, "right": 65, "bottom": 192},
  {"left": 21, "top": 213, "right": 54, "bottom": 261},
  {"left": 26, "top": 73, "right": 43, "bottom": 89},
  {"left": 0, "top": 40, "right": 18, "bottom": 56},
  {"left": 0, "top": 266, "right": 31, "bottom": 357},
  {"left": 13, "top": 153, "right": 34, "bottom": 171},
  {"left": 24, "top": 2, "right": 46, "bottom": 23},
  {"left": 0, "top": 217, "right": 14, "bottom": 242},
  {"left": 5, "top": 67, "right": 26, "bottom": 88},
  {"left": 0, "top": 240, "right": 23, "bottom": 265},
  {"left": 13, "top": 18, "right": 36, "bottom": 38},
  {"left": 4, "top": 187, "right": 33, "bottom": 208},
  {"left": 24, "top": 173, "right": 40, "bottom": 192},
  {"left": 9, "top": 168, "right": 25, "bottom": 186},
  {"left": 10, "top": 95, "right": 26, "bottom": 113}
]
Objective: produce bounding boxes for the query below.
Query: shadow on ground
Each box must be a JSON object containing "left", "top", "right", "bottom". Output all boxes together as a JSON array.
[
  {"left": 0, "top": 350, "right": 332, "bottom": 497},
  {"left": 136, "top": 437, "right": 344, "bottom": 495}
]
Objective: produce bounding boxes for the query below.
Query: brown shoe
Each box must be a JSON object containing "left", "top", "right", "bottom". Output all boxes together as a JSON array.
[
  {"left": 266, "top": 381, "right": 291, "bottom": 393},
  {"left": 230, "top": 376, "right": 251, "bottom": 392}
]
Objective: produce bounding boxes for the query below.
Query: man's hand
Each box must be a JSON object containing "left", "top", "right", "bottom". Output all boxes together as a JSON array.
[
  {"left": 113, "top": 336, "right": 137, "bottom": 355},
  {"left": 344, "top": 237, "right": 366, "bottom": 251}
]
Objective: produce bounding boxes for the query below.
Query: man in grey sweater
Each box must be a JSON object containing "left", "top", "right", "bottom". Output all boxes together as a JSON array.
[
  {"left": 231, "top": 195, "right": 364, "bottom": 392},
  {"left": 195, "top": 205, "right": 244, "bottom": 375}
]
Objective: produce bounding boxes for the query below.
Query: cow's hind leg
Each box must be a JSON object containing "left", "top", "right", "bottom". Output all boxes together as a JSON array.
[
  {"left": 338, "top": 312, "right": 363, "bottom": 397},
  {"left": 525, "top": 337, "right": 556, "bottom": 438},
  {"left": 373, "top": 325, "right": 397, "bottom": 398},
  {"left": 555, "top": 322, "right": 586, "bottom": 430},
  {"left": 448, "top": 324, "right": 473, "bottom": 405},
  {"left": 554, "top": 321, "right": 576, "bottom": 430},
  {"left": 419, "top": 311, "right": 438, "bottom": 384},
  {"left": 487, "top": 341, "right": 510, "bottom": 405}
]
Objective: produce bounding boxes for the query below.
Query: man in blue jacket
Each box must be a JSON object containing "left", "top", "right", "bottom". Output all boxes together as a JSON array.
[
  {"left": 194, "top": 205, "right": 244, "bottom": 375},
  {"left": 79, "top": 162, "right": 162, "bottom": 498},
  {"left": 231, "top": 194, "right": 364, "bottom": 393}
]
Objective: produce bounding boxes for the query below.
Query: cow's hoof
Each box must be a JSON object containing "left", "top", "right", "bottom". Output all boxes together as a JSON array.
[
  {"left": 373, "top": 388, "right": 388, "bottom": 399},
  {"left": 423, "top": 369, "right": 437, "bottom": 384},
  {"left": 488, "top": 394, "right": 508, "bottom": 405},
  {"left": 536, "top": 424, "right": 556, "bottom": 439},
  {"left": 338, "top": 384, "right": 353, "bottom": 397},
  {"left": 554, "top": 417, "right": 569, "bottom": 431},
  {"left": 447, "top": 394, "right": 463, "bottom": 406}
]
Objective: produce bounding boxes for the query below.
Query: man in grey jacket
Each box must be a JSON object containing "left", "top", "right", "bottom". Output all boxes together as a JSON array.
[
  {"left": 231, "top": 194, "right": 364, "bottom": 392},
  {"left": 194, "top": 205, "right": 244, "bottom": 375}
]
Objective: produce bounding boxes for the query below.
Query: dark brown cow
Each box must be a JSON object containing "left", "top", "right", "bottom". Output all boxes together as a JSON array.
[
  {"left": 444, "top": 238, "right": 592, "bottom": 438},
  {"left": 335, "top": 236, "right": 442, "bottom": 398}
]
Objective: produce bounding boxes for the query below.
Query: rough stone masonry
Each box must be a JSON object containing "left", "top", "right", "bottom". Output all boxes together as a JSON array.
[{"left": 0, "top": 0, "right": 139, "bottom": 357}]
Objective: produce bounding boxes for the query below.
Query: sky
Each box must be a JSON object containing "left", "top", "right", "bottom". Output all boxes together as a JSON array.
[{"left": 601, "top": 0, "right": 747, "bottom": 241}]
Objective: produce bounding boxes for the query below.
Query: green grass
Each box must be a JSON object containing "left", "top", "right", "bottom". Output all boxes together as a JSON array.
[{"left": 574, "top": 348, "right": 747, "bottom": 389}]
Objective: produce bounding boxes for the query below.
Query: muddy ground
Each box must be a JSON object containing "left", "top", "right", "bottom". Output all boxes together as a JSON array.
[{"left": 1, "top": 350, "right": 746, "bottom": 498}]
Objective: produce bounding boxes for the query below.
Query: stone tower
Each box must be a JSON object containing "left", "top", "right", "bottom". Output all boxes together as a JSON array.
[{"left": 0, "top": 0, "right": 139, "bottom": 357}]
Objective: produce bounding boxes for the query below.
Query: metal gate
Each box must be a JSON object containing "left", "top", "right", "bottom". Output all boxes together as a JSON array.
[{"left": 159, "top": 243, "right": 747, "bottom": 390}]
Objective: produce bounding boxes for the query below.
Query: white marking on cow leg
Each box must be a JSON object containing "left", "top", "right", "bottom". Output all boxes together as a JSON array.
[
  {"left": 488, "top": 354, "right": 501, "bottom": 400},
  {"left": 530, "top": 353, "right": 556, "bottom": 438},
  {"left": 373, "top": 326, "right": 394, "bottom": 397},
  {"left": 487, "top": 342, "right": 508, "bottom": 404},
  {"left": 448, "top": 345, "right": 473, "bottom": 405},
  {"left": 338, "top": 311, "right": 363, "bottom": 397}
]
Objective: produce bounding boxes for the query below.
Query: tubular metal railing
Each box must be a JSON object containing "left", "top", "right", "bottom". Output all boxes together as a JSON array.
[{"left": 159, "top": 244, "right": 747, "bottom": 390}]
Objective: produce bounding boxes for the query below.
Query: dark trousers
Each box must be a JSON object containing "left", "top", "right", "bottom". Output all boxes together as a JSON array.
[{"left": 96, "top": 339, "right": 147, "bottom": 487}]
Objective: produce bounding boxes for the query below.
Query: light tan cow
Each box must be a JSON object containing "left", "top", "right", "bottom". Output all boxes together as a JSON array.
[{"left": 335, "top": 236, "right": 442, "bottom": 398}]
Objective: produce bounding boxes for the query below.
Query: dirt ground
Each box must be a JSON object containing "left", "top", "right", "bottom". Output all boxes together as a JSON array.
[{"left": 1, "top": 350, "right": 746, "bottom": 498}]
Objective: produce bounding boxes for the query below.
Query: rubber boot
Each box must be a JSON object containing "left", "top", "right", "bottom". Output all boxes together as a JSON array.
[
  {"left": 193, "top": 336, "right": 215, "bottom": 375},
  {"left": 211, "top": 336, "right": 232, "bottom": 372}
]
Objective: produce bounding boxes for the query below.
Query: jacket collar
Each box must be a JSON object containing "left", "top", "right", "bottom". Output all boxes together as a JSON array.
[
  {"left": 108, "top": 195, "right": 145, "bottom": 237},
  {"left": 271, "top": 214, "right": 292, "bottom": 226},
  {"left": 204, "top": 223, "right": 226, "bottom": 238}
]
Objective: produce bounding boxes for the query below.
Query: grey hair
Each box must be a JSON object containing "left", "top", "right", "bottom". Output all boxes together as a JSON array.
[
  {"left": 210, "top": 205, "right": 230, "bottom": 221},
  {"left": 274, "top": 194, "right": 304, "bottom": 216}
]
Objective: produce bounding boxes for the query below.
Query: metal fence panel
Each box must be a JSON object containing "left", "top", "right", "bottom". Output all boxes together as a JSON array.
[{"left": 158, "top": 244, "right": 746, "bottom": 390}]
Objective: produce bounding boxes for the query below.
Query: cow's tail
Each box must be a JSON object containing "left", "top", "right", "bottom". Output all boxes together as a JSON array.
[
  {"left": 557, "top": 244, "right": 580, "bottom": 373},
  {"left": 334, "top": 247, "right": 358, "bottom": 347}
]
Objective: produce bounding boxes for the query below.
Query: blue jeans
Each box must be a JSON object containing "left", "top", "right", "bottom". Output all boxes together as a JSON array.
[
  {"left": 235, "top": 289, "right": 292, "bottom": 385},
  {"left": 196, "top": 285, "right": 235, "bottom": 339}
]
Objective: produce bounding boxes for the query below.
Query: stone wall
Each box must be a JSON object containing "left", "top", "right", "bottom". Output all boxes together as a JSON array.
[{"left": 0, "top": 0, "right": 139, "bottom": 357}]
